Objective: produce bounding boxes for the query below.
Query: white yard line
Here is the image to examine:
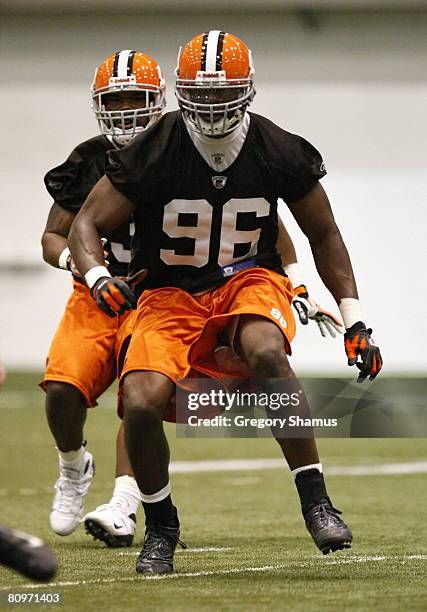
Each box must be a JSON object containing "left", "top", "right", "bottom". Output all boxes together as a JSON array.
[
  {"left": 118, "top": 547, "right": 234, "bottom": 557},
  {"left": 0, "top": 565, "right": 288, "bottom": 590},
  {"left": 1, "top": 556, "right": 426, "bottom": 591},
  {"left": 17, "top": 488, "right": 37, "bottom": 496},
  {"left": 169, "top": 459, "right": 427, "bottom": 476},
  {"left": 2, "top": 460, "right": 426, "bottom": 498},
  {"left": 320, "top": 556, "right": 387, "bottom": 565},
  {"left": 223, "top": 477, "right": 261, "bottom": 486},
  {"left": 143, "top": 564, "right": 289, "bottom": 581},
  {"left": 170, "top": 458, "right": 285, "bottom": 473}
]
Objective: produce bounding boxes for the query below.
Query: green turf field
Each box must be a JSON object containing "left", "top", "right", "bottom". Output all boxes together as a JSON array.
[{"left": 0, "top": 372, "right": 426, "bottom": 611}]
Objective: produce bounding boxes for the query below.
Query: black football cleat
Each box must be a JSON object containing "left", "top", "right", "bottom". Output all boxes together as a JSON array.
[
  {"left": 136, "top": 507, "right": 186, "bottom": 575},
  {"left": 304, "top": 499, "right": 353, "bottom": 555},
  {"left": 0, "top": 524, "right": 58, "bottom": 582}
]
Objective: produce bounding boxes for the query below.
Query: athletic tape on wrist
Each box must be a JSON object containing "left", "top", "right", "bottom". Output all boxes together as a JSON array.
[
  {"left": 283, "top": 262, "right": 304, "bottom": 289},
  {"left": 84, "top": 266, "right": 111, "bottom": 289},
  {"left": 58, "top": 247, "right": 71, "bottom": 270},
  {"left": 339, "top": 298, "right": 362, "bottom": 329}
]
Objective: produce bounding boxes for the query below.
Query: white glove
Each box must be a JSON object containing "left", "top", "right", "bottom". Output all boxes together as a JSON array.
[{"left": 292, "top": 286, "right": 343, "bottom": 338}]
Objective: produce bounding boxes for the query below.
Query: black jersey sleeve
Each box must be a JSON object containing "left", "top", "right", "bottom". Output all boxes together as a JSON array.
[
  {"left": 252, "top": 114, "right": 327, "bottom": 203},
  {"left": 44, "top": 136, "right": 108, "bottom": 213},
  {"left": 105, "top": 111, "right": 179, "bottom": 204},
  {"left": 104, "top": 141, "right": 144, "bottom": 203},
  {"left": 44, "top": 151, "right": 86, "bottom": 212},
  {"left": 277, "top": 135, "right": 326, "bottom": 203}
]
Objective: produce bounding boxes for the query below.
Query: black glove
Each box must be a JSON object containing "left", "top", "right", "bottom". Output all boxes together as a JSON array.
[
  {"left": 344, "top": 321, "right": 383, "bottom": 382},
  {"left": 91, "top": 276, "right": 136, "bottom": 318}
]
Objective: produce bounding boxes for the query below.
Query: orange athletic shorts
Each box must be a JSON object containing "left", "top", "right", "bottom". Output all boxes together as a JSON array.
[
  {"left": 40, "top": 280, "right": 134, "bottom": 407},
  {"left": 120, "top": 267, "right": 296, "bottom": 420}
]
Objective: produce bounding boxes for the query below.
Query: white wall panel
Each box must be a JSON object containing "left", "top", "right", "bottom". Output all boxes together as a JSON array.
[{"left": 0, "top": 10, "right": 425, "bottom": 372}]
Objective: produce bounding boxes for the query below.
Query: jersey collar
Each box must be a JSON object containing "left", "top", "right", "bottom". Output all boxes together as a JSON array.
[{"left": 183, "top": 112, "right": 251, "bottom": 172}]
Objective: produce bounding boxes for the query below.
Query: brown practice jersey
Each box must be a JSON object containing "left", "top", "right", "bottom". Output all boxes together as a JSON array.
[
  {"left": 44, "top": 135, "right": 132, "bottom": 277},
  {"left": 105, "top": 111, "right": 327, "bottom": 294}
]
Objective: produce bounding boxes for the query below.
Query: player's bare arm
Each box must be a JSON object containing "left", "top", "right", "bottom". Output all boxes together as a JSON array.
[
  {"left": 287, "top": 182, "right": 357, "bottom": 302},
  {"left": 41, "top": 203, "right": 75, "bottom": 269},
  {"left": 276, "top": 217, "right": 297, "bottom": 267},
  {"left": 288, "top": 181, "right": 382, "bottom": 379},
  {"left": 69, "top": 176, "right": 137, "bottom": 317},
  {"left": 277, "top": 216, "right": 343, "bottom": 337},
  {"left": 42, "top": 202, "right": 108, "bottom": 277},
  {"left": 69, "top": 176, "right": 135, "bottom": 275}
]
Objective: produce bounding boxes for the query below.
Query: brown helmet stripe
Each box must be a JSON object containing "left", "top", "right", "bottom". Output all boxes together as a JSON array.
[
  {"left": 215, "top": 31, "right": 226, "bottom": 71},
  {"left": 126, "top": 50, "right": 136, "bottom": 75},
  {"left": 200, "top": 32, "right": 209, "bottom": 71},
  {"left": 112, "top": 51, "right": 120, "bottom": 77}
]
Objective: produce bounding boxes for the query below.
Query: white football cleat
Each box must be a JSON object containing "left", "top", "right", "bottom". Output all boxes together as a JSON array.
[
  {"left": 50, "top": 451, "right": 95, "bottom": 536},
  {"left": 84, "top": 502, "right": 136, "bottom": 548}
]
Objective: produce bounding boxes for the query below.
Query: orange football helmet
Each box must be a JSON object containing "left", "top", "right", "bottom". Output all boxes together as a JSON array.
[
  {"left": 175, "top": 31, "right": 255, "bottom": 137},
  {"left": 92, "top": 50, "right": 166, "bottom": 146}
]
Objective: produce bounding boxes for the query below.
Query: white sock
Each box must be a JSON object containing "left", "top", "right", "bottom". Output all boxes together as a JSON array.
[
  {"left": 58, "top": 446, "right": 85, "bottom": 470},
  {"left": 139, "top": 481, "right": 171, "bottom": 504},
  {"left": 291, "top": 463, "right": 323, "bottom": 479},
  {"left": 110, "top": 476, "right": 141, "bottom": 515}
]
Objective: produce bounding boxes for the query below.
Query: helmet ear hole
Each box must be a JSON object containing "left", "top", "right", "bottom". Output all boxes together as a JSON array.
[
  {"left": 175, "top": 31, "right": 254, "bottom": 137},
  {"left": 91, "top": 50, "right": 166, "bottom": 145}
]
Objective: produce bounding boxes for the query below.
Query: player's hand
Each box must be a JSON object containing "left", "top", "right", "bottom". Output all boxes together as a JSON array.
[
  {"left": 91, "top": 277, "right": 136, "bottom": 317},
  {"left": 292, "top": 285, "right": 344, "bottom": 337},
  {"left": 344, "top": 321, "right": 383, "bottom": 382}
]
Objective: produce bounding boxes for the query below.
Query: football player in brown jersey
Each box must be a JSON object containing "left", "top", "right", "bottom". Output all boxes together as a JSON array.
[
  {"left": 69, "top": 32, "right": 382, "bottom": 574},
  {"left": 41, "top": 50, "right": 165, "bottom": 547}
]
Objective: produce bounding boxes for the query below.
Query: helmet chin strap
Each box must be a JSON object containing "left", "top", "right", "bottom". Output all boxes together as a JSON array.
[
  {"left": 186, "top": 107, "right": 245, "bottom": 138},
  {"left": 101, "top": 121, "right": 152, "bottom": 149},
  {"left": 105, "top": 132, "right": 131, "bottom": 149},
  {"left": 112, "top": 131, "right": 139, "bottom": 146}
]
